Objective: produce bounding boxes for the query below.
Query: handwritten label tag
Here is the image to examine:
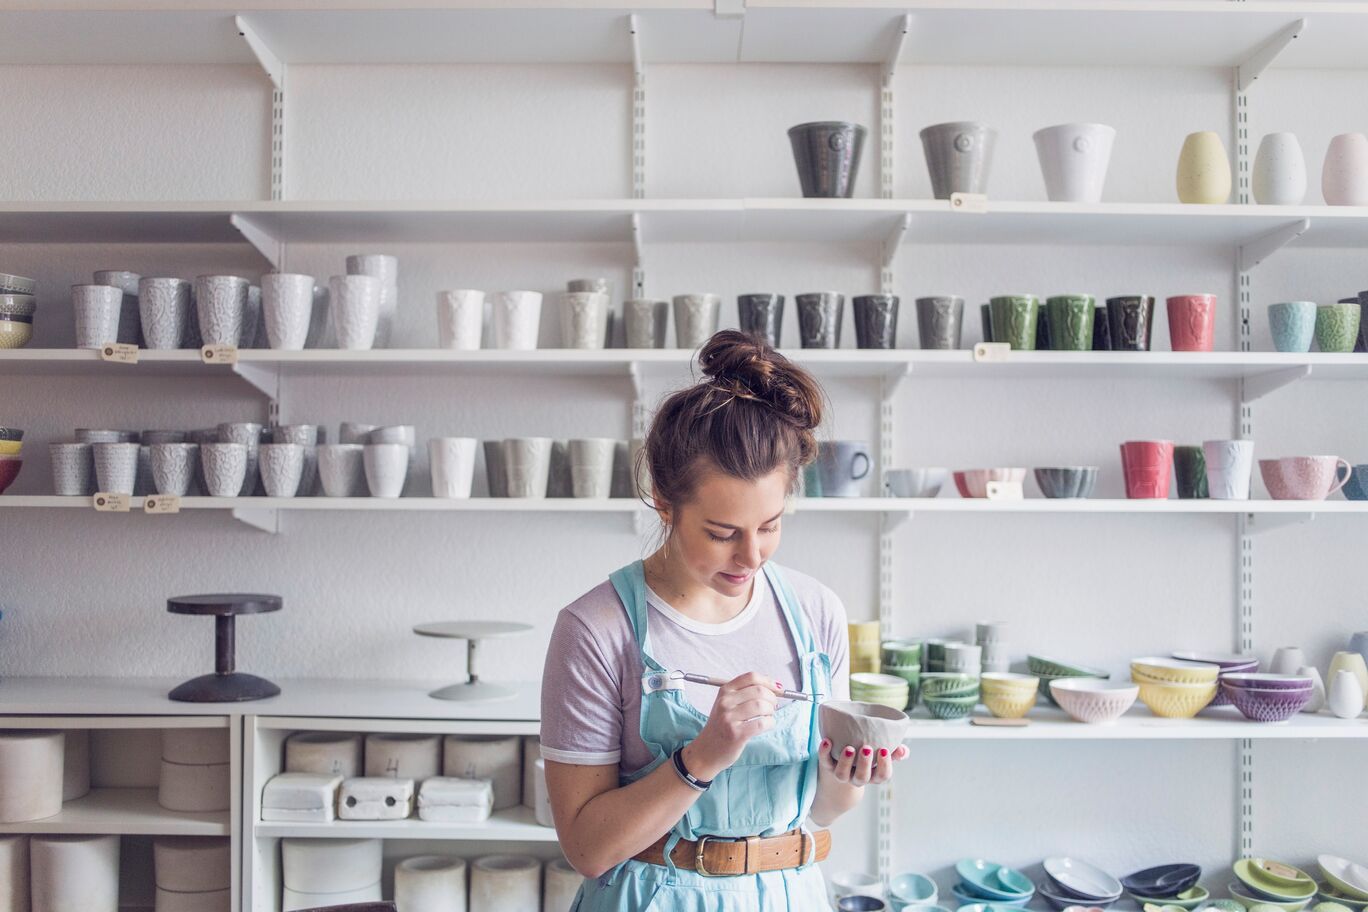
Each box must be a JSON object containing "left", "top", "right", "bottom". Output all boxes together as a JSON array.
[
  {"left": 973, "top": 342, "right": 1011, "bottom": 363},
  {"left": 986, "top": 481, "right": 1024, "bottom": 501},
  {"left": 1260, "top": 861, "right": 1302, "bottom": 882},
  {"left": 950, "top": 192, "right": 988, "bottom": 213},
  {"left": 99, "top": 343, "right": 139, "bottom": 364},
  {"left": 144, "top": 495, "right": 181, "bottom": 514},
  {"left": 92, "top": 492, "right": 131, "bottom": 512},
  {"left": 970, "top": 717, "right": 1029, "bottom": 728},
  {"left": 200, "top": 344, "right": 239, "bottom": 365}
]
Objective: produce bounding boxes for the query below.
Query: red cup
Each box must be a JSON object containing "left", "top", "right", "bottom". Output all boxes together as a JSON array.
[
  {"left": 1120, "top": 440, "right": 1174, "bottom": 499},
  {"left": 1167, "top": 294, "right": 1216, "bottom": 352}
]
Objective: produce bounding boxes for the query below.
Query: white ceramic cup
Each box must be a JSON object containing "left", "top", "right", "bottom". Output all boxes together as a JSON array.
[
  {"left": 1252, "top": 133, "right": 1307, "bottom": 205},
  {"left": 195, "top": 275, "right": 249, "bottom": 347},
  {"left": 258, "top": 443, "right": 305, "bottom": 497},
  {"left": 559, "top": 291, "right": 610, "bottom": 349},
  {"left": 568, "top": 438, "right": 616, "bottom": 498},
  {"left": 262, "top": 273, "right": 316, "bottom": 351},
  {"left": 273, "top": 424, "right": 319, "bottom": 496},
  {"left": 217, "top": 422, "right": 263, "bottom": 496},
  {"left": 1032, "top": 122, "right": 1116, "bottom": 203},
  {"left": 503, "top": 437, "right": 552, "bottom": 498},
  {"left": 346, "top": 253, "right": 397, "bottom": 347},
  {"left": 93, "top": 269, "right": 141, "bottom": 345},
  {"left": 138, "top": 277, "right": 191, "bottom": 349},
  {"left": 430, "top": 437, "right": 478, "bottom": 499},
  {"left": 200, "top": 443, "right": 248, "bottom": 498},
  {"left": 72, "top": 285, "right": 124, "bottom": 349},
  {"left": 1202, "top": 439, "right": 1255, "bottom": 500},
  {"left": 437, "top": 289, "right": 484, "bottom": 350},
  {"left": 470, "top": 855, "right": 541, "bottom": 912},
  {"left": 150, "top": 443, "right": 199, "bottom": 497},
  {"left": 317, "top": 444, "right": 367, "bottom": 497},
  {"left": 673, "top": 293, "right": 721, "bottom": 349},
  {"left": 329, "top": 274, "right": 382, "bottom": 350},
  {"left": 92, "top": 442, "right": 139, "bottom": 495},
  {"left": 363, "top": 443, "right": 409, "bottom": 498},
  {"left": 31, "top": 834, "right": 120, "bottom": 912},
  {"left": 395, "top": 856, "right": 467, "bottom": 912},
  {"left": 50, "top": 442, "right": 94, "bottom": 496},
  {"left": 491, "top": 291, "right": 543, "bottom": 350}
]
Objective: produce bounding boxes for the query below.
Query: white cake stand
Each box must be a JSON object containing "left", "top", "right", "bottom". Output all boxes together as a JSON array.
[{"left": 414, "top": 621, "right": 533, "bottom": 702}]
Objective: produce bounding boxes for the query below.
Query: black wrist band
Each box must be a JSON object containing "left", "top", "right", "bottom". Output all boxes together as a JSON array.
[{"left": 671, "top": 745, "right": 712, "bottom": 791}]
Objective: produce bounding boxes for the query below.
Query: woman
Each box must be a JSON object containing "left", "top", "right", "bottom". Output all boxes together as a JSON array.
[{"left": 541, "top": 330, "right": 908, "bottom": 910}]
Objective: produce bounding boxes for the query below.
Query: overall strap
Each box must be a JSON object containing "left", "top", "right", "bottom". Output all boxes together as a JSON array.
[
  {"left": 609, "top": 560, "right": 666, "bottom": 674},
  {"left": 761, "top": 562, "right": 823, "bottom": 833}
]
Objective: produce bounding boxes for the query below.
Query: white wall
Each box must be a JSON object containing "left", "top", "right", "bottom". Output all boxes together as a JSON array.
[{"left": 1, "top": 57, "right": 1366, "bottom": 887}]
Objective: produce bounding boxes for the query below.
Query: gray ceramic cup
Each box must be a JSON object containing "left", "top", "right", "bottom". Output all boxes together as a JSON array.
[
  {"left": 569, "top": 438, "right": 617, "bottom": 498},
  {"left": 919, "top": 121, "right": 998, "bottom": 199},
  {"left": 72, "top": 285, "right": 124, "bottom": 349},
  {"left": 138, "top": 278, "right": 191, "bottom": 350},
  {"left": 673, "top": 294, "right": 721, "bottom": 349},
  {"left": 503, "top": 437, "right": 553, "bottom": 498},
  {"left": 50, "top": 443, "right": 94, "bottom": 496},
  {"left": 853, "top": 295, "right": 899, "bottom": 349},
  {"left": 625, "top": 299, "right": 667, "bottom": 348},
  {"left": 92, "top": 442, "right": 139, "bottom": 495},
  {"left": 483, "top": 440, "right": 508, "bottom": 497},
  {"left": 93, "top": 269, "right": 142, "bottom": 346},
  {"left": 812, "top": 441, "right": 871, "bottom": 497},
  {"left": 150, "top": 443, "right": 199, "bottom": 497},
  {"left": 916, "top": 296, "right": 964, "bottom": 350},
  {"left": 273, "top": 424, "right": 320, "bottom": 496},
  {"left": 796, "top": 293, "right": 844, "bottom": 349},
  {"left": 610, "top": 440, "right": 632, "bottom": 498},
  {"left": 186, "top": 428, "right": 218, "bottom": 495},
  {"left": 259, "top": 443, "right": 305, "bottom": 497},
  {"left": 568, "top": 278, "right": 612, "bottom": 347},
  {"left": 134, "top": 445, "right": 156, "bottom": 496},
  {"left": 218, "top": 422, "right": 263, "bottom": 496},
  {"left": 559, "top": 291, "right": 610, "bottom": 349},
  {"left": 738, "top": 294, "right": 785, "bottom": 348},
  {"left": 547, "top": 440, "right": 573, "bottom": 498},
  {"left": 787, "top": 121, "right": 866, "bottom": 198},
  {"left": 196, "top": 275, "right": 250, "bottom": 348},
  {"left": 317, "top": 444, "right": 366, "bottom": 497}
]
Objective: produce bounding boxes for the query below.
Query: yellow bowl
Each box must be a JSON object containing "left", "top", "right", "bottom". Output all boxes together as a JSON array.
[
  {"left": 984, "top": 690, "right": 1036, "bottom": 719},
  {"left": 0, "top": 440, "right": 20, "bottom": 456},
  {"left": 0, "top": 320, "right": 31, "bottom": 349},
  {"left": 980, "top": 672, "right": 1038, "bottom": 694},
  {"left": 1131, "top": 657, "right": 1220, "bottom": 685},
  {"left": 1137, "top": 679, "right": 1218, "bottom": 718}
]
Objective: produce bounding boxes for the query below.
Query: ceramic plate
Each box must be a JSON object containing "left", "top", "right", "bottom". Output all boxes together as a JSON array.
[
  {"left": 1045, "top": 858, "right": 1124, "bottom": 902},
  {"left": 956, "top": 859, "right": 1035, "bottom": 901},
  {"left": 1319, "top": 857, "right": 1368, "bottom": 901},
  {"left": 952, "top": 883, "right": 1030, "bottom": 908}
]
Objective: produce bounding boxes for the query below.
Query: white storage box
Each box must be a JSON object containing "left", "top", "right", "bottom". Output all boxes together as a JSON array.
[
  {"left": 261, "top": 773, "right": 341, "bottom": 823},
  {"left": 417, "top": 776, "right": 494, "bottom": 823}
]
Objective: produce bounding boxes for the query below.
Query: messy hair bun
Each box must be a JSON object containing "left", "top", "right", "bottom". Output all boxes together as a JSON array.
[{"left": 640, "top": 330, "right": 826, "bottom": 507}]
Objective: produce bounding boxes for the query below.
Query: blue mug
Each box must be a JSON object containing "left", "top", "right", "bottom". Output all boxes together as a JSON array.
[
  {"left": 1268, "top": 301, "right": 1316, "bottom": 352},
  {"left": 1343, "top": 465, "right": 1368, "bottom": 501}
]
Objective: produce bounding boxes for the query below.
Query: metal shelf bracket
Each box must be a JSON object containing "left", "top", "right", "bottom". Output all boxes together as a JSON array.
[
  {"left": 881, "top": 362, "right": 912, "bottom": 404},
  {"left": 1246, "top": 511, "right": 1315, "bottom": 536},
  {"left": 885, "top": 13, "right": 911, "bottom": 83},
  {"left": 229, "top": 214, "right": 283, "bottom": 270},
  {"left": 236, "top": 15, "right": 286, "bottom": 201},
  {"left": 1238, "top": 218, "right": 1310, "bottom": 272},
  {"left": 882, "top": 214, "right": 910, "bottom": 273},
  {"left": 231, "top": 507, "right": 279, "bottom": 534},
  {"left": 1238, "top": 18, "right": 1306, "bottom": 92},
  {"left": 631, "top": 212, "right": 644, "bottom": 274},
  {"left": 232, "top": 362, "right": 282, "bottom": 424},
  {"left": 1241, "top": 364, "right": 1311, "bottom": 403}
]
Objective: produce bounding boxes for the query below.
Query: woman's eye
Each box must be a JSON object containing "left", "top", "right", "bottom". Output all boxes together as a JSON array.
[
  {"left": 707, "top": 531, "right": 737, "bottom": 542},
  {"left": 761, "top": 525, "right": 778, "bottom": 535}
]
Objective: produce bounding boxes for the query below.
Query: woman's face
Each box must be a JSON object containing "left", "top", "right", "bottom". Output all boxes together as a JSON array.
[{"left": 661, "top": 465, "right": 789, "bottom": 597}]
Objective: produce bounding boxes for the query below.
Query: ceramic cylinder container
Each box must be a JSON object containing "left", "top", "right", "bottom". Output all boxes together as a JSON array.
[
  {"left": 989, "top": 295, "right": 1039, "bottom": 351},
  {"left": 788, "top": 121, "right": 866, "bottom": 198},
  {"left": 567, "top": 438, "right": 616, "bottom": 498},
  {"left": 195, "top": 275, "right": 249, "bottom": 348},
  {"left": 470, "top": 855, "right": 541, "bottom": 912},
  {"left": 1045, "top": 295, "right": 1095, "bottom": 351},
  {"left": 853, "top": 295, "right": 898, "bottom": 349},
  {"left": 153, "top": 836, "right": 231, "bottom": 893},
  {"left": 138, "top": 277, "right": 191, "bottom": 349},
  {"left": 93, "top": 442, "right": 138, "bottom": 496},
  {"left": 31, "top": 834, "right": 119, "bottom": 912},
  {"left": 317, "top": 444, "right": 366, "bottom": 497},
  {"left": 285, "top": 731, "right": 363, "bottom": 778},
  {"left": 1323, "top": 132, "right": 1368, "bottom": 205},
  {"left": 364, "top": 732, "right": 441, "bottom": 780},
  {"left": 491, "top": 291, "right": 543, "bottom": 350},
  {"left": 673, "top": 294, "right": 720, "bottom": 349},
  {"left": 443, "top": 735, "right": 521, "bottom": 810},
  {"left": 920, "top": 121, "right": 997, "bottom": 199},
  {"left": 0, "top": 835, "right": 27, "bottom": 912},
  {"left": 1252, "top": 133, "right": 1307, "bottom": 205},
  {"left": 1032, "top": 122, "right": 1115, "bottom": 202},
  {"left": 163, "top": 726, "right": 232, "bottom": 766},
  {"left": 280, "top": 837, "right": 381, "bottom": 902},
  {"left": 0, "top": 731, "right": 63, "bottom": 823},
  {"left": 158, "top": 760, "right": 230, "bottom": 813},
  {"left": 395, "top": 855, "right": 468, "bottom": 912},
  {"left": 262, "top": 273, "right": 316, "bottom": 351},
  {"left": 329, "top": 274, "right": 382, "bottom": 350},
  {"left": 1107, "top": 295, "right": 1156, "bottom": 351},
  {"left": 93, "top": 269, "right": 141, "bottom": 346},
  {"left": 624, "top": 299, "right": 668, "bottom": 348},
  {"left": 737, "top": 294, "right": 784, "bottom": 348},
  {"left": 503, "top": 437, "right": 552, "bottom": 498},
  {"left": 437, "top": 289, "right": 484, "bottom": 350},
  {"left": 150, "top": 443, "right": 199, "bottom": 497},
  {"left": 258, "top": 443, "right": 305, "bottom": 497},
  {"left": 1176, "top": 131, "right": 1231, "bottom": 204},
  {"left": 1120, "top": 440, "right": 1174, "bottom": 499},
  {"left": 915, "top": 296, "right": 963, "bottom": 350},
  {"left": 796, "top": 292, "right": 844, "bottom": 349},
  {"left": 1167, "top": 294, "right": 1216, "bottom": 352},
  {"left": 72, "top": 284, "right": 123, "bottom": 349},
  {"left": 363, "top": 443, "right": 408, "bottom": 498},
  {"left": 559, "top": 291, "right": 610, "bottom": 349},
  {"left": 430, "top": 437, "right": 478, "bottom": 499},
  {"left": 544, "top": 858, "right": 583, "bottom": 912}
]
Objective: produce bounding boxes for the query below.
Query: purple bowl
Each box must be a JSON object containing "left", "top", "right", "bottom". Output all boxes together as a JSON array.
[
  {"left": 1173, "top": 651, "right": 1257, "bottom": 669},
  {"left": 1224, "top": 681, "right": 1313, "bottom": 721},
  {"left": 1221, "top": 673, "right": 1313, "bottom": 691}
]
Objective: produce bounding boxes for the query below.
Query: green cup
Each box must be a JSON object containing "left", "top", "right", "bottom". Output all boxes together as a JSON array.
[
  {"left": 989, "top": 295, "right": 1040, "bottom": 350},
  {"left": 1315, "top": 301, "right": 1361, "bottom": 353},
  {"left": 1173, "top": 445, "right": 1209, "bottom": 499},
  {"left": 1046, "top": 294, "right": 1096, "bottom": 351}
]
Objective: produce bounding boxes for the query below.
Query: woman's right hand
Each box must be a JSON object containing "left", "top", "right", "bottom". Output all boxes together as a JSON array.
[{"left": 681, "top": 671, "right": 783, "bottom": 781}]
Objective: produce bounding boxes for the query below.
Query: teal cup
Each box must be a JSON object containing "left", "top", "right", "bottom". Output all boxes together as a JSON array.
[{"left": 1268, "top": 301, "right": 1316, "bottom": 352}]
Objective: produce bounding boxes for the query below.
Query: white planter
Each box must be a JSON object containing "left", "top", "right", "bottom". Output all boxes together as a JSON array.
[
  {"left": 1251, "top": 132, "right": 1307, "bottom": 204},
  {"left": 61, "top": 729, "right": 89, "bottom": 803},
  {"left": 470, "top": 855, "right": 541, "bottom": 912},
  {"left": 0, "top": 835, "right": 28, "bottom": 912},
  {"left": 337, "top": 776, "right": 414, "bottom": 820},
  {"left": 285, "top": 731, "right": 363, "bottom": 778},
  {"left": 1323, "top": 132, "right": 1368, "bottom": 205},
  {"left": 162, "top": 729, "right": 229, "bottom": 766},
  {"left": 543, "top": 858, "right": 584, "bottom": 912},
  {"left": 157, "top": 760, "right": 230, "bottom": 812},
  {"left": 395, "top": 855, "right": 467, "bottom": 912},
  {"left": 153, "top": 836, "right": 231, "bottom": 893},
  {"left": 1297, "top": 665, "right": 1326, "bottom": 714},
  {"left": 443, "top": 735, "right": 521, "bottom": 810},
  {"left": 30, "top": 834, "right": 119, "bottom": 912},
  {"left": 261, "top": 772, "right": 342, "bottom": 823},
  {"left": 154, "top": 887, "right": 230, "bottom": 912},
  {"left": 281, "top": 837, "right": 382, "bottom": 894},
  {"left": 534, "top": 758, "right": 554, "bottom": 827},
  {"left": 0, "top": 731, "right": 64, "bottom": 823},
  {"left": 282, "top": 884, "right": 381, "bottom": 912},
  {"left": 1032, "top": 122, "right": 1115, "bottom": 202},
  {"left": 364, "top": 733, "right": 441, "bottom": 781}
]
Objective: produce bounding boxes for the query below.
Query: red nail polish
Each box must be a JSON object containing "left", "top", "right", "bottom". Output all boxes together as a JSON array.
[
  {"left": 776, "top": 681, "right": 783, "bottom": 689},
  {"left": 879, "top": 748, "right": 889, "bottom": 758},
  {"left": 862, "top": 747, "right": 872, "bottom": 757},
  {"left": 844, "top": 746, "right": 855, "bottom": 756},
  {"left": 819, "top": 739, "right": 829, "bottom": 748}
]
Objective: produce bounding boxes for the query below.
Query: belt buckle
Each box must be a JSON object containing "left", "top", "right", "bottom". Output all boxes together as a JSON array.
[{"left": 694, "top": 835, "right": 729, "bottom": 877}]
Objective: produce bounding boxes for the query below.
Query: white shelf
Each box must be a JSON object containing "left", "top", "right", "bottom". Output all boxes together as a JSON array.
[
  {"left": 3, "top": 4, "right": 1368, "bottom": 69},
  {"left": 0, "top": 788, "right": 229, "bottom": 836},
  {"left": 254, "top": 805, "right": 558, "bottom": 841},
  {"left": 905, "top": 704, "right": 1368, "bottom": 739}
]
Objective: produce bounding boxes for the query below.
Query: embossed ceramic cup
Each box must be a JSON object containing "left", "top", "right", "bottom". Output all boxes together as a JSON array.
[
  {"left": 1092, "top": 304, "right": 1112, "bottom": 350},
  {"left": 49, "top": 443, "right": 94, "bottom": 496},
  {"left": 625, "top": 299, "right": 668, "bottom": 348},
  {"left": 195, "top": 275, "right": 249, "bottom": 347},
  {"left": 346, "top": 253, "right": 398, "bottom": 347},
  {"left": 272, "top": 424, "right": 319, "bottom": 496},
  {"left": 1268, "top": 301, "right": 1316, "bottom": 352},
  {"left": 363, "top": 443, "right": 408, "bottom": 498},
  {"left": 915, "top": 297, "right": 963, "bottom": 350},
  {"left": 788, "top": 121, "right": 866, "bottom": 198},
  {"left": 568, "top": 278, "right": 612, "bottom": 346},
  {"left": 437, "top": 289, "right": 484, "bottom": 350},
  {"left": 503, "top": 437, "right": 553, "bottom": 498},
  {"left": 200, "top": 443, "right": 247, "bottom": 497},
  {"left": 1167, "top": 294, "right": 1217, "bottom": 352},
  {"left": 72, "top": 285, "right": 124, "bottom": 349},
  {"left": 92, "top": 442, "right": 138, "bottom": 495},
  {"left": 329, "top": 274, "right": 382, "bottom": 350},
  {"left": 796, "top": 293, "right": 844, "bottom": 349},
  {"left": 853, "top": 295, "right": 899, "bottom": 349},
  {"left": 138, "top": 278, "right": 191, "bottom": 350},
  {"left": 568, "top": 438, "right": 616, "bottom": 499},
  {"left": 94, "top": 269, "right": 142, "bottom": 345},
  {"left": 559, "top": 292, "right": 610, "bottom": 350},
  {"left": 1315, "top": 300, "right": 1361, "bottom": 353},
  {"left": 738, "top": 294, "right": 785, "bottom": 348},
  {"left": 1120, "top": 440, "right": 1174, "bottom": 499},
  {"left": 257, "top": 443, "right": 304, "bottom": 497},
  {"left": 1259, "top": 455, "right": 1352, "bottom": 500},
  {"left": 429, "top": 437, "right": 478, "bottom": 499},
  {"left": 673, "top": 294, "right": 721, "bottom": 349},
  {"left": 317, "top": 444, "right": 366, "bottom": 497},
  {"left": 1033, "top": 123, "right": 1115, "bottom": 203},
  {"left": 1172, "top": 446, "right": 1209, "bottom": 499},
  {"left": 1202, "top": 439, "right": 1254, "bottom": 500},
  {"left": 1046, "top": 295, "right": 1095, "bottom": 351},
  {"left": 491, "top": 291, "right": 543, "bottom": 350},
  {"left": 262, "top": 273, "right": 315, "bottom": 351},
  {"left": 217, "top": 422, "right": 263, "bottom": 496},
  {"left": 150, "top": 443, "right": 199, "bottom": 497},
  {"left": 989, "top": 295, "right": 1040, "bottom": 350},
  {"left": 920, "top": 121, "right": 997, "bottom": 199},
  {"left": 242, "top": 283, "right": 262, "bottom": 348},
  {"left": 1107, "top": 295, "right": 1156, "bottom": 351}
]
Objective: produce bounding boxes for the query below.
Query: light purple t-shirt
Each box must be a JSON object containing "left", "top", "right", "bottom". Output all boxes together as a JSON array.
[{"left": 540, "top": 564, "right": 850, "bottom": 777}]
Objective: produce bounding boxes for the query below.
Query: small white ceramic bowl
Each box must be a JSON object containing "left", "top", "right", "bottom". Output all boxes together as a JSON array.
[{"left": 1050, "top": 678, "right": 1139, "bottom": 724}]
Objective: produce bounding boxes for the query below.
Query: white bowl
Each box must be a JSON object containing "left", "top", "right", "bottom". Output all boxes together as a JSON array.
[
  {"left": 1044, "top": 857, "right": 1124, "bottom": 901},
  {"left": 1049, "top": 678, "right": 1139, "bottom": 724}
]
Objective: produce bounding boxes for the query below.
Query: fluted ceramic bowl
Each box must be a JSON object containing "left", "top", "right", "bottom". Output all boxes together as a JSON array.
[
  {"left": 1223, "top": 681, "right": 1313, "bottom": 722},
  {"left": 1049, "top": 678, "right": 1139, "bottom": 724},
  {"left": 1137, "top": 679, "right": 1218, "bottom": 718},
  {"left": 1130, "top": 656, "right": 1221, "bottom": 685},
  {"left": 960, "top": 467, "right": 1028, "bottom": 498},
  {"left": 1172, "top": 652, "right": 1258, "bottom": 706},
  {"left": 1034, "top": 466, "right": 1098, "bottom": 499}
]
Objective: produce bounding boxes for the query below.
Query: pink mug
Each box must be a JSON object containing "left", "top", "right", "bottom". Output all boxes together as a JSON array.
[
  {"left": 1120, "top": 440, "right": 1174, "bottom": 499},
  {"left": 1167, "top": 294, "right": 1216, "bottom": 352},
  {"left": 1258, "top": 456, "right": 1352, "bottom": 500}
]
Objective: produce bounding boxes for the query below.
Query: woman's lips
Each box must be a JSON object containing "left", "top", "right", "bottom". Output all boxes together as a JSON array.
[{"left": 719, "top": 571, "right": 752, "bottom": 584}]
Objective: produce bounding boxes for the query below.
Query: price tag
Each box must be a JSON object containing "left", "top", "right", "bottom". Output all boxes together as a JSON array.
[
  {"left": 950, "top": 192, "right": 988, "bottom": 213},
  {"left": 200, "top": 344, "right": 239, "bottom": 365},
  {"left": 970, "top": 717, "right": 1029, "bottom": 728},
  {"left": 92, "top": 492, "right": 131, "bottom": 512},
  {"left": 99, "top": 343, "right": 139, "bottom": 364},
  {"left": 1260, "top": 861, "right": 1302, "bottom": 881},
  {"left": 986, "top": 481, "right": 1024, "bottom": 501},
  {"left": 144, "top": 495, "right": 181, "bottom": 514},
  {"left": 973, "top": 342, "right": 1011, "bottom": 363}
]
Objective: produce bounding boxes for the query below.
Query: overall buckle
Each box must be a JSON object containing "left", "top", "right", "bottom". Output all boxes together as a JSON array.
[{"left": 694, "top": 835, "right": 728, "bottom": 877}]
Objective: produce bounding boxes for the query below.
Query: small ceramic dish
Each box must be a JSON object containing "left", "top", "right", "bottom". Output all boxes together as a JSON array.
[
  {"left": 1221, "top": 673, "right": 1315, "bottom": 691},
  {"left": 1234, "top": 859, "right": 1317, "bottom": 901},
  {"left": 1318, "top": 857, "right": 1368, "bottom": 901},
  {"left": 0, "top": 319, "right": 32, "bottom": 349},
  {"left": 1044, "top": 858, "right": 1124, "bottom": 902},
  {"left": 1223, "top": 682, "right": 1313, "bottom": 722},
  {"left": 960, "top": 467, "right": 1028, "bottom": 498},
  {"left": 957, "top": 859, "right": 1035, "bottom": 901},
  {"left": 924, "top": 695, "right": 978, "bottom": 720},
  {"left": 1034, "top": 466, "right": 1098, "bottom": 499},
  {"left": 1320, "top": 882, "right": 1368, "bottom": 909},
  {"left": 1039, "top": 878, "right": 1117, "bottom": 911},
  {"left": 1029, "top": 655, "right": 1110, "bottom": 678},
  {"left": 952, "top": 882, "right": 1031, "bottom": 907},
  {"left": 0, "top": 273, "right": 36, "bottom": 294},
  {"left": 1129, "top": 886, "right": 1210, "bottom": 910},
  {"left": 1123, "top": 864, "right": 1203, "bottom": 898},
  {"left": 889, "top": 871, "right": 938, "bottom": 906},
  {"left": 1227, "top": 880, "right": 1311, "bottom": 912},
  {"left": 1136, "top": 679, "right": 1218, "bottom": 719},
  {"left": 0, "top": 427, "right": 23, "bottom": 442}
]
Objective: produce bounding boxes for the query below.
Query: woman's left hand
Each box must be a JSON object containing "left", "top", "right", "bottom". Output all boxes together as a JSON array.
[{"left": 817, "top": 740, "right": 908, "bottom": 787}]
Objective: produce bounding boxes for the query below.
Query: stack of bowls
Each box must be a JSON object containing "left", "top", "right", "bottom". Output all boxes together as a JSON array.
[
  {"left": 920, "top": 672, "right": 980, "bottom": 720},
  {"left": 1318, "top": 855, "right": 1368, "bottom": 910},
  {"left": 1049, "top": 678, "right": 1139, "bottom": 724},
  {"left": 850, "top": 672, "right": 911, "bottom": 711},
  {"left": 888, "top": 872, "right": 942, "bottom": 912},
  {"left": 1041, "top": 858, "right": 1124, "bottom": 911},
  {"left": 1029, "top": 655, "right": 1111, "bottom": 707},
  {"left": 881, "top": 640, "right": 922, "bottom": 706},
  {"left": 0, "top": 428, "right": 22, "bottom": 495},
  {"left": 955, "top": 859, "right": 1036, "bottom": 908},
  {"left": 1171, "top": 652, "right": 1258, "bottom": 706},
  {"left": 980, "top": 672, "right": 1038, "bottom": 719},
  {"left": 1122, "top": 864, "right": 1207, "bottom": 909},
  {"left": 1219, "top": 673, "right": 1315, "bottom": 722},
  {"left": 0, "top": 275, "right": 36, "bottom": 349},
  {"left": 1230, "top": 858, "right": 1317, "bottom": 912},
  {"left": 1130, "top": 657, "right": 1220, "bottom": 719},
  {"left": 1319, "top": 884, "right": 1368, "bottom": 912}
]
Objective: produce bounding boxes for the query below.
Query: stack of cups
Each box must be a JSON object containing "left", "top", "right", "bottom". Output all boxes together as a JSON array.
[
  {"left": 567, "top": 278, "right": 612, "bottom": 347},
  {"left": 847, "top": 621, "right": 881, "bottom": 675},
  {"left": 153, "top": 837, "right": 231, "bottom": 912},
  {"left": 72, "top": 285, "right": 124, "bottom": 350},
  {"left": 395, "top": 856, "right": 468, "bottom": 912},
  {"left": 977, "top": 621, "right": 1010, "bottom": 673},
  {"left": 346, "top": 254, "right": 398, "bottom": 347},
  {"left": 281, "top": 838, "right": 382, "bottom": 910},
  {"left": 943, "top": 642, "right": 983, "bottom": 675},
  {"left": 157, "top": 729, "right": 230, "bottom": 814},
  {"left": 366, "top": 425, "right": 415, "bottom": 497},
  {"left": 93, "top": 269, "right": 142, "bottom": 346},
  {"left": 272, "top": 424, "right": 321, "bottom": 496},
  {"left": 568, "top": 438, "right": 616, "bottom": 498}
]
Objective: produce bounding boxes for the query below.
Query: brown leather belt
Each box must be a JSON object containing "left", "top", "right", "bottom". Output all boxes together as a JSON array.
[{"left": 633, "top": 828, "right": 830, "bottom": 877}]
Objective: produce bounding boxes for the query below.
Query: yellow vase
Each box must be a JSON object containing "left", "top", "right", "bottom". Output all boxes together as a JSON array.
[{"left": 1176, "top": 131, "right": 1232, "bottom": 204}]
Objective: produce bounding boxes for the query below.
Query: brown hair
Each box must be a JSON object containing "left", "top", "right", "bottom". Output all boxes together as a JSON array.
[{"left": 639, "top": 330, "right": 826, "bottom": 510}]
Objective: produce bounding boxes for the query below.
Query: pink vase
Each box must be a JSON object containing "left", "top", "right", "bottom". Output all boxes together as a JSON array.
[
  {"left": 1120, "top": 440, "right": 1174, "bottom": 499},
  {"left": 1167, "top": 294, "right": 1216, "bottom": 352},
  {"left": 1258, "top": 456, "right": 1351, "bottom": 500}
]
